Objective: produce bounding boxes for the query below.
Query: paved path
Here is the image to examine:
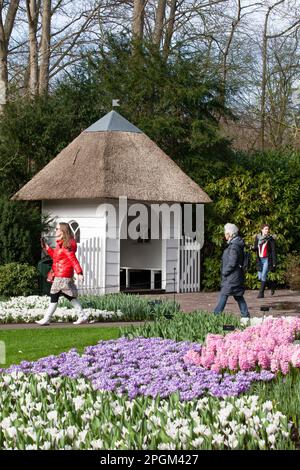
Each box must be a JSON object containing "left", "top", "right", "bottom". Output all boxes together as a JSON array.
[
  {"left": 0, "top": 289, "right": 299, "bottom": 329},
  {"left": 148, "top": 289, "right": 300, "bottom": 318}
]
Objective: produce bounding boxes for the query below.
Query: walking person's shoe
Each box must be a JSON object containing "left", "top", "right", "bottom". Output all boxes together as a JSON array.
[
  {"left": 35, "top": 316, "right": 51, "bottom": 326},
  {"left": 257, "top": 281, "right": 266, "bottom": 298},
  {"left": 73, "top": 315, "right": 88, "bottom": 325},
  {"left": 35, "top": 302, "right": 58, "bottom": 326}
]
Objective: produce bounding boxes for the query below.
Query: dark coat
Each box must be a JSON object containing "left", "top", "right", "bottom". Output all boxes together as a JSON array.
[
  {"left": 220, "top": 236, "right": 245, "bottom": 296},
  {"left": 253, "top": 235, "right": 276, "bottom": 271}
]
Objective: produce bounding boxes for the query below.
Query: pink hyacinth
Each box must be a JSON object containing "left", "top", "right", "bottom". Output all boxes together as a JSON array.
[
  {"left": 183, "top": 350, "right": 202, "bottom": 366},
  {"left": 185, "top": 318, "right": 300, "bottom": 374}
]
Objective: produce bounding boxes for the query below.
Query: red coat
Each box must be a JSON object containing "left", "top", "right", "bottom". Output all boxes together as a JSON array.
[{"left": 47, "top": 239, "right": 83, "bottom": 278}]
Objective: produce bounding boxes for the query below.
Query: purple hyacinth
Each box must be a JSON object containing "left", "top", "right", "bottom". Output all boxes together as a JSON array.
[{"left": 1, "top": 337, "right": 274, "bottom": 400}]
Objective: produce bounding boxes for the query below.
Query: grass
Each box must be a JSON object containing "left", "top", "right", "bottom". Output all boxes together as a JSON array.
[{"left": 0, "top": 326, "right": 121, "bottom": 367}]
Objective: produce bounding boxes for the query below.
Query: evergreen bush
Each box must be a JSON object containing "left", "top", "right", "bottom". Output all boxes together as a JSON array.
[{"left": 0, "top": 263, "right": 38, "bottom": 297}]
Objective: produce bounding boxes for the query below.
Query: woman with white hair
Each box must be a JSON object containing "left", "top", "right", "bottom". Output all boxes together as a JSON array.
[{"left": 213, "top": 223, "right": 250, "bottom": 323}]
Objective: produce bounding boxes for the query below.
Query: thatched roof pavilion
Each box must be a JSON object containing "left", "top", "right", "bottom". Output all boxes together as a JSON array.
[{"left": 12, "top": 110, "right": 211, "bottom": 204}]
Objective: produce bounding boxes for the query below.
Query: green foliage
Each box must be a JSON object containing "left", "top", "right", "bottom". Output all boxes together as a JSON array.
[
  {"left": 200, "top": 150, "right": 300, "bottom": 290},
  {"left": 121, "top": 310, "right": 241, "bottom": 343},
  {"left": 0, "top": 263, "right": 38, "bottom": 297},
  {"left": 0, "top": 197, "right": 48, "bottom": 266},
  {"left": 284, "top": 253, "right": 300, "bottom": 290},
  {"left": 248, "top": 368, "right": 300, "bottom": 436},
  {"left": 0, "top": 96, "right": 80, "bottom": 197},
  {"left": 61, "top": 294, "right": 179, "bottom": 322}
]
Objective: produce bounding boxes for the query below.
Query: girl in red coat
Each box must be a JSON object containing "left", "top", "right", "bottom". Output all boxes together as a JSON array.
[{"left": 36, "top": 222, "right": 88, "bottom": 325}]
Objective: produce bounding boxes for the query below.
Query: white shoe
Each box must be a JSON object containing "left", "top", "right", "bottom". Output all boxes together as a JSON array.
[
  {"left": 73, "top": 316, "right": 88, "bottom": 325},
  {"left": 35, "top": 318, "right": 51, "bottom": 326}
]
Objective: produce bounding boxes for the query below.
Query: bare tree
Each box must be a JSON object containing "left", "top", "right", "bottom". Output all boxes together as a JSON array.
[
  {"left": 26, "top": 0, "right": 40, "bottom": 96},
  {"left": 0, "top": 0, "right": 19, "bottom": 109},
  {"left": 132, "top": 0, "right": 147, "bottom": 40},
  {"left": 39, "top": 0, "right": 51, "bottom": 94},
  {"left": 163, "top": 0, "right": 177, "bottom": 58},
  {"left": 152, "top": 0, "right": 167, "bottom": 46},
  {"left": 260, "top": 0, "right": 300, "bottom": 150}
]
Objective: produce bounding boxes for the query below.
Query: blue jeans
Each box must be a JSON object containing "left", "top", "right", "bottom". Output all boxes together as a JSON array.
[
  {"left": 214, "top": 294, "right": 250, "bottom": 318},
  {"left": 258, "top": 257, "right": 269, "bottom": 282}
]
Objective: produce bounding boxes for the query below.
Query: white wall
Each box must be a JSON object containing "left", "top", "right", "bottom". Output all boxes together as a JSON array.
[
  {"left": 42, "top": 199, "right": 201, "bottom": 294},
  {"left": 42, "top": 199, "right": 107, "bottom": 294}
]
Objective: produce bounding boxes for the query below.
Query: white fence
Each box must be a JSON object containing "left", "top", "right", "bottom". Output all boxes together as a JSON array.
[
  {"left": 76, "top": 237, "right": 102, "bottom": 295},
  {"left": 179, "top": 236, "right": 201, "bottom": 293}
]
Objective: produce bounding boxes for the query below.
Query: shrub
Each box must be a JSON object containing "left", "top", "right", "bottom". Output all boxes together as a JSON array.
[
  {"left": 0, "top": 263, "right": 38, "bottom": 297},
  {"left": 0, "top": 197, "right": 49, "bottom": 266},
  {"left": 285, "top": 253, "right": 300, "bottom": 290}
]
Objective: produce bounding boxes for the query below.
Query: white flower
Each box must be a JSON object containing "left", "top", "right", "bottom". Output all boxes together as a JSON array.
[
  {"left": 266, "top": 424, "right": 277, "bottom": 435},
  {"left": 6, "top": 427, "right": 17, "bottom": 439},
  {"left": 47, "top": 411, "right": 58, "bottom": 422},
  {"left": 191, "top": 437, "right": 204, "bottom": 447},
  {"left": 262, "top": 401, "right": 273, "bottom": 411},
  {"left": 78, "top": 430, "right": 88, "bottom": 442},
  {"left": 73, "top": 396, "right": 85, "bottom": 411},
  {"left": 66, "top": 426, "right": 77, "bottom": 439},
  {"left": 90, "top": 439, "right": 104, "bottom": 450},
  {"left": 227, "top": 435, "right": 239, "bottom": 449},
  {"left": 194, "top": 424, "right": 211, "bottom": 437},
  {"left": 268, "top": 434, "right": 276, "bottom": 445},
  {"left": 157, "top": 443, "right": 176, "bottom": 450},
  {"left": 0, "top": 417, "right": 11, "bottom": 429},
  {"left": 212, "top": 434, "right": 224, "bottom": 446}
]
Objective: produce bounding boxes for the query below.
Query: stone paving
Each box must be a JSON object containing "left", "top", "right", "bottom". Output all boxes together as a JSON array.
[{"left": 146, "top": 288, "right": 300, "bottom": 318}]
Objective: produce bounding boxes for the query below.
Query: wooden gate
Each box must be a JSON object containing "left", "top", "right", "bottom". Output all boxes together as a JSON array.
[
  {"left": 76, "top": 237, "right": 102, "bottom": 295},
  {"left": 179, "top": 236, "right": 201, "bottom": 292}
]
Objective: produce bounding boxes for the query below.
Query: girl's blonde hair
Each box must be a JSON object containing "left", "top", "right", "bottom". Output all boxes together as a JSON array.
[{"left": 58, "top": 222, "right": 74, "bottom": 249}]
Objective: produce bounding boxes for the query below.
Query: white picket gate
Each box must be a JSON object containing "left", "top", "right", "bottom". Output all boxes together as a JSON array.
[
  {"left": 76, "top": 237, "right": 102, "bottom": 295},
  {"left": 179, "top": 236, "right": 201, "bottom": 292}
]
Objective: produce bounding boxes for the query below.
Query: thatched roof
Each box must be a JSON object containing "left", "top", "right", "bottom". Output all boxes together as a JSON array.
[{"left": 12, "top": 111, "right": 211, "bottom": 204}]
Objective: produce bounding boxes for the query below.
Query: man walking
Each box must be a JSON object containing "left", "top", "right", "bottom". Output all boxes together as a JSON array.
[{"left": 214, "top": 223, "right": 250, "bottom": 324}]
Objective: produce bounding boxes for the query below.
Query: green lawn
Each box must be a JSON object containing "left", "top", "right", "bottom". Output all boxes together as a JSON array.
[{"left": 0, "top": 327, "right": 121, "bottom": 367}]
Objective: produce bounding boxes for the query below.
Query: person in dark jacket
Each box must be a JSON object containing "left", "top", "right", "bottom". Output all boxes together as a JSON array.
[
  {"left": 214, "top": 223, "right": 250, "bottom": 322},
  {"left": 36, "top": 222, "right": 88, "bottom": 325},
  {"left": 253, "top": 223, "right": 276, "bottom": 298}
]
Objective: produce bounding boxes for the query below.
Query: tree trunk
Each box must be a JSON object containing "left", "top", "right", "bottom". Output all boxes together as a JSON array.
[
  {"left": 0, "top": 0, "right": 20, "bottom": 109},
  {"left": 260, "top": 0, "right": 285, "bottom": 151},
  {"left": 26, "top": 0, "right": 39, "bottom": 97},
  {"left": 39, "top": 0, "right": 51, "bottom": 95},
  {"left": 163, "top": 0, "right": 177, "bottom": 60},
  {"left": 220, "top": 0, "right": 241, "bottom": 108},
  {"left": 132, "top": 0, "right": 146, "bottom": 40},
  {"left": 153, "top": 0, "right": 167, "bottom": 47},
  {"left": 260, "top": 10, "right": 269, "bottom": 152}
]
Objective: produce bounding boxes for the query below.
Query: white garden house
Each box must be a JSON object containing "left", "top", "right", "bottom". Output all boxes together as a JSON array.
[{"left": 13, "top": 110, "right": 211, "bottom": 295}]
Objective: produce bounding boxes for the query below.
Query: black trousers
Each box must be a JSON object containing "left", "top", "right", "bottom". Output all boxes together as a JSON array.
[{"left": 50, "top": 291, "right": 75, "bottom": 303}]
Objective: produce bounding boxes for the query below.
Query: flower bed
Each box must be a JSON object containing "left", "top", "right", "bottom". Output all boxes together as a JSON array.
[
  {"left": 2, "top": 338, "right": 274, "bottom": 400},
  {"left": 0, "top": 372, "right": 293, "bottom": 450},
  {"left": 184, "top": 318, "right": 300, "bottom": 374},
  {"left": 1, "top": 318, "right": 300, "bottom": 449},
  {"left": 0, "top": 295, "right": 123, "bottom": 323}
]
